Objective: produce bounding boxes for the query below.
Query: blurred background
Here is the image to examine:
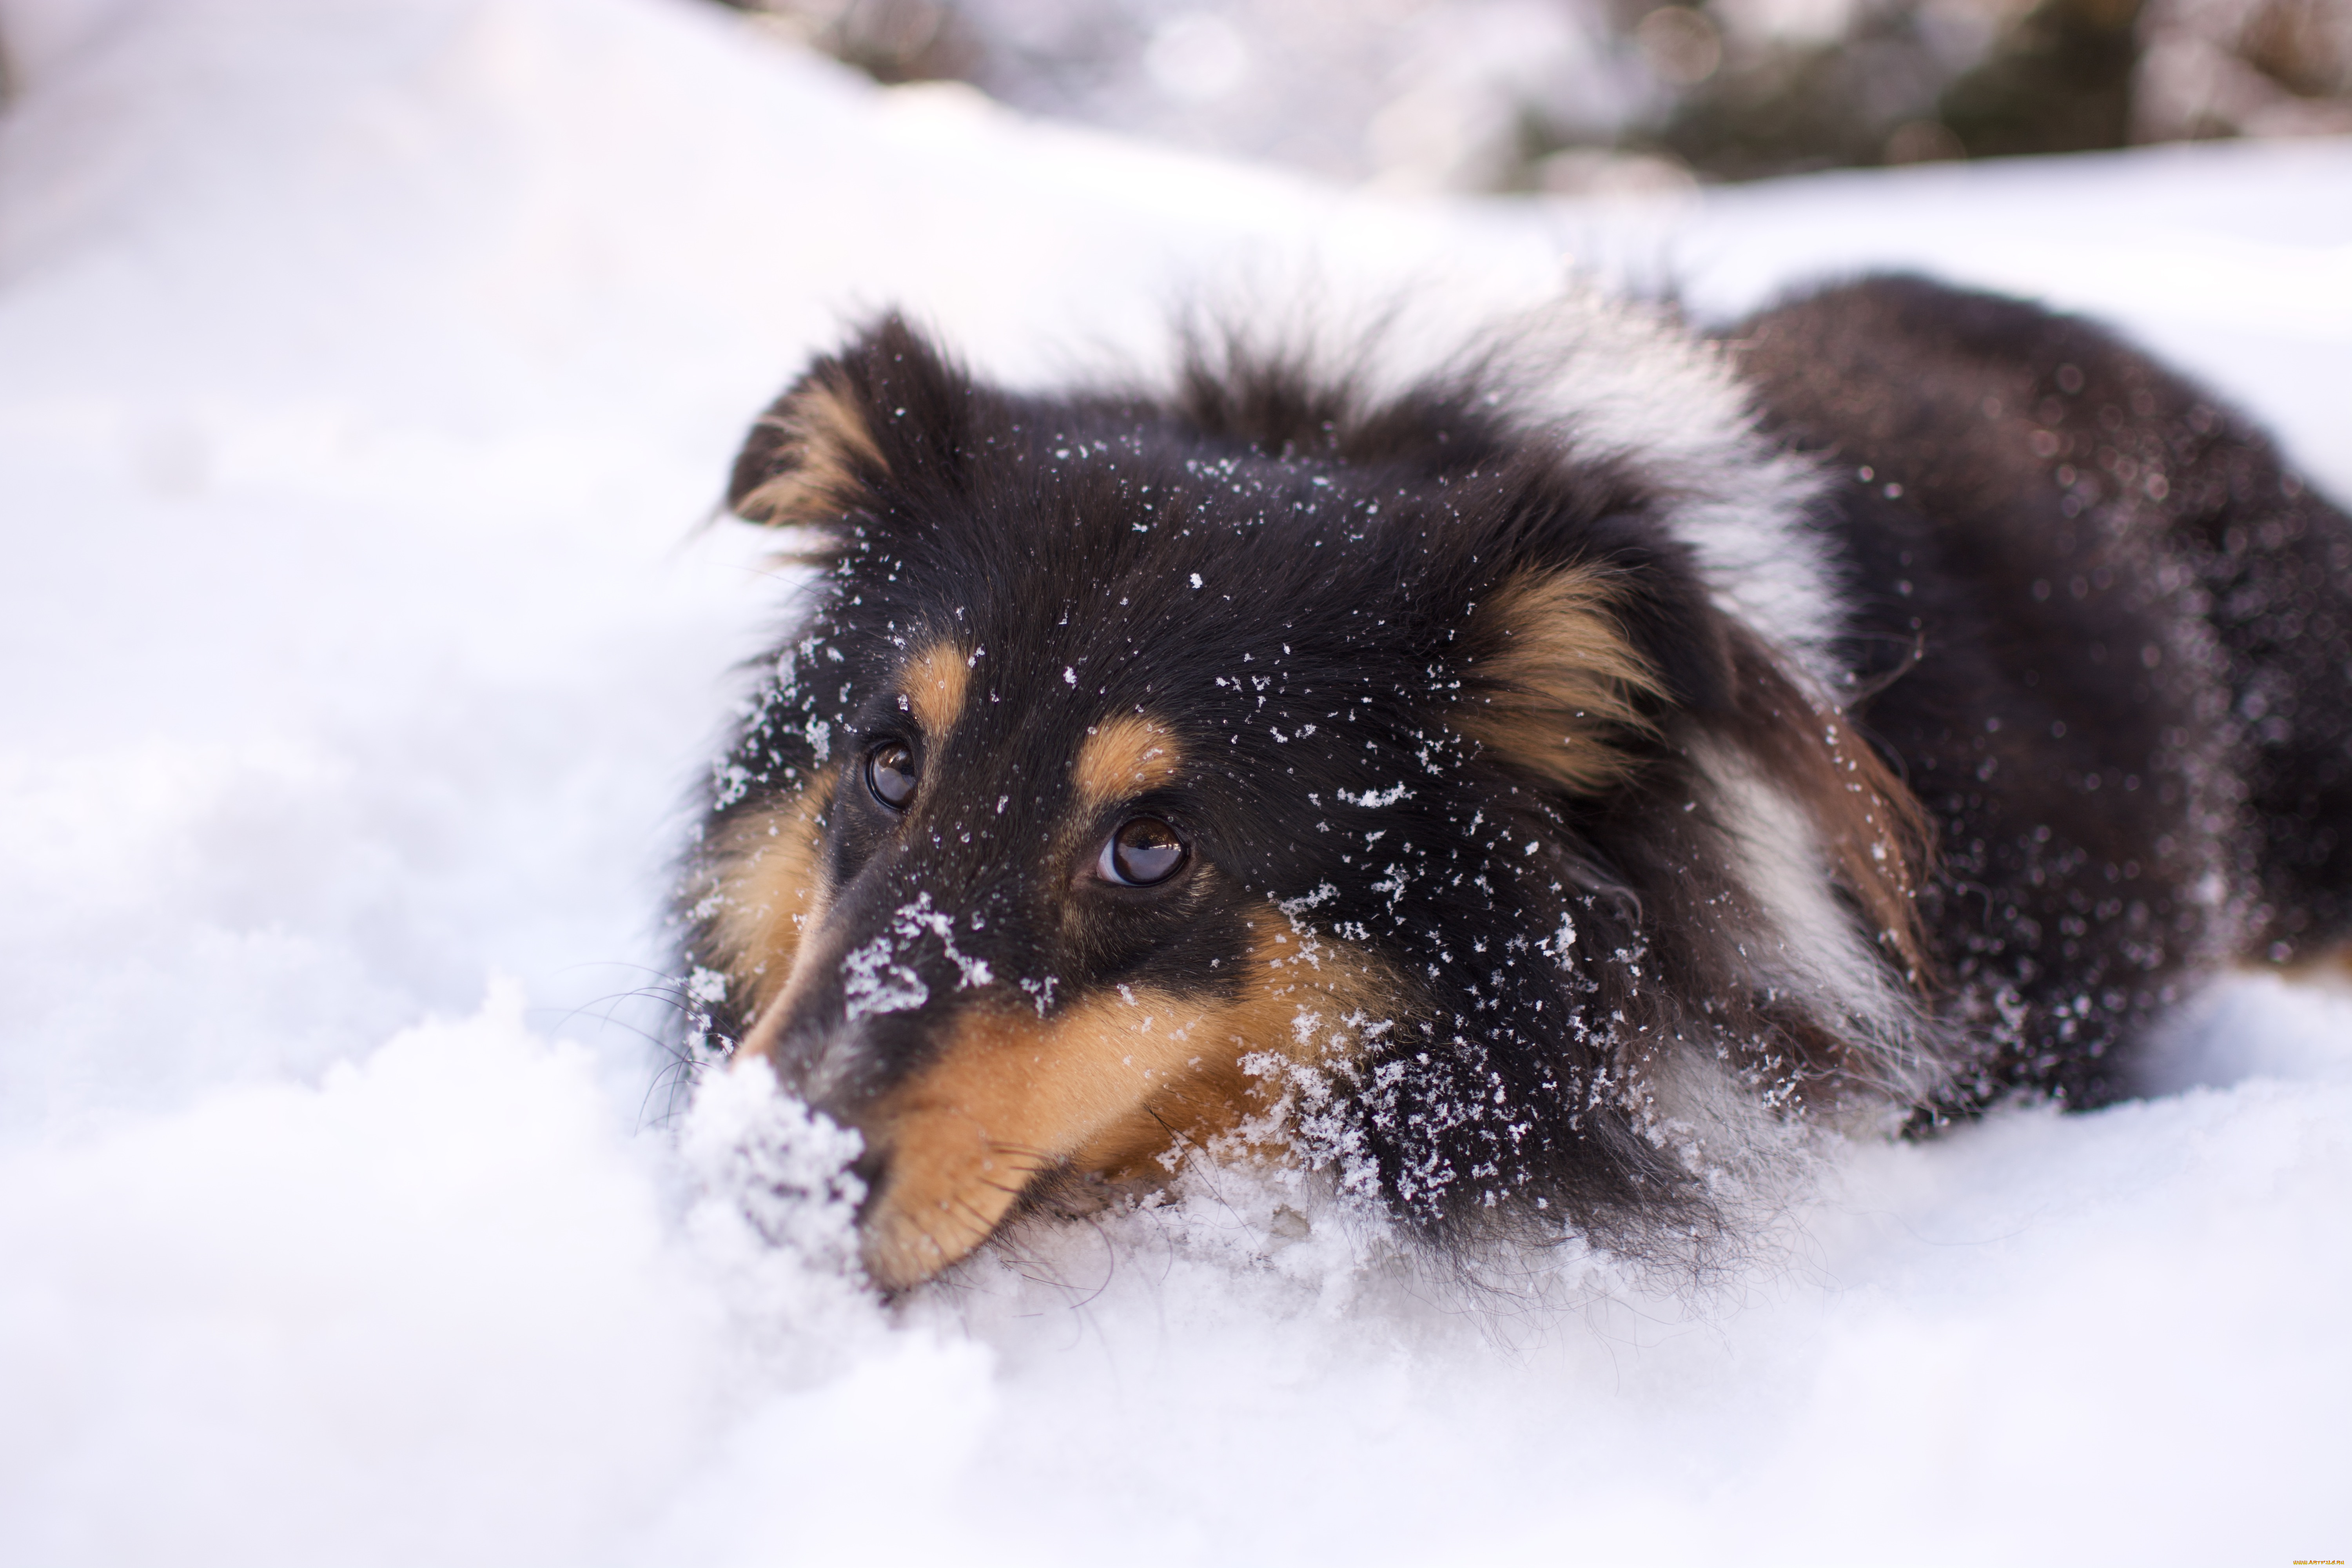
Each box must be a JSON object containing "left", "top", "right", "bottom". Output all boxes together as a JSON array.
[{"left": 713, "top": 0, "right": 2352, "bottom": 192}]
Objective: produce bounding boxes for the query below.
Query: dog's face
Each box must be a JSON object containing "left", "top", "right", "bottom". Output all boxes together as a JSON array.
[
  {"left": 684, "top": 317, "right": 1913, "bottom": 1288},
  {"left": 716, "top": 597, "right": 1387, "bottom": 1289}
]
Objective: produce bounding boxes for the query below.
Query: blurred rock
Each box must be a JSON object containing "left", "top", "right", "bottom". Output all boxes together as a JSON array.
[
  {"left": 717, "top": 0, "right": 2352, "bottom": 185},
  {"left": 1937, "top": 0, "right": 2142, "bottom": 157},
  {"left": 1534, "top": 144, "right": 1701, "bottom": 191},
  {"left": 2135, "top": 0, "right": 2352, "bottom": 138}
]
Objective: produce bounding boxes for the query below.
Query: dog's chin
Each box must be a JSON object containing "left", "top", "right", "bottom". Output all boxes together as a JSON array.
[
  {"left": 853, "top": 1140, "right": 1204, "bottom": 1290},
  {"left": 857, "top": 1211, "right": 977, "bottom": 1294},
  {"left": 854, "top": 1160, "right": 1030, "bottom": 1292}
]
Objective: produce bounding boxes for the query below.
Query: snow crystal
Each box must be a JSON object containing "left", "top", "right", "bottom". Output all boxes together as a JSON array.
[{"left": 839, "top": 930, "right": 931, "bottom": 1020}]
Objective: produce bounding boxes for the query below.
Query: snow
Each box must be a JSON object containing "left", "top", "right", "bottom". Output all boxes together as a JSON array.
[{"left": 1, "top": 0, "right": 2348, "bottom": 1562}]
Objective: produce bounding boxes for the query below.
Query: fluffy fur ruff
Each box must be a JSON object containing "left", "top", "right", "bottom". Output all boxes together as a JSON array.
[{"left": 675, "top": 274, "right": 2352, "bottom": 1290}]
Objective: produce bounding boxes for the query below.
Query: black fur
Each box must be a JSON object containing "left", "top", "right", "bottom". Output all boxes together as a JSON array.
[
  {"left": 679, "top": 276, "right": 2352, "bottom": 1279},
  {"left": 1733, "top": 276, "right": 2352, "bottom": 1109}
]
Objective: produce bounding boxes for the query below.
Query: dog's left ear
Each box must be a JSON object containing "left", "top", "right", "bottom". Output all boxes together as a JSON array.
[
  {"left": 726, "top": 314, "right": 972, "bottom": 530},
  {"left": 1454, "top": 564, "right": 1679, "bottom": 794}
]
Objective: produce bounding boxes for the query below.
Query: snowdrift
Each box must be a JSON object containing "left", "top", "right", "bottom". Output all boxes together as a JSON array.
[{"left": 1, "top": 0, "right": 2347, "bottom": 1562}]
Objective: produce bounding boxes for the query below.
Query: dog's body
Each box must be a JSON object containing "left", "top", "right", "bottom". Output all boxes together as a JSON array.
[{"left": 679, "top": 274, "right": 2352, "bottom": 1289}]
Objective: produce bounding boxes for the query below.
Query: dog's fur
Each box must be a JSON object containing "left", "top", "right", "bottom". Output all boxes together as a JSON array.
[{"left": 676, "top": 274, "right": 2352, "bottom": 1290}]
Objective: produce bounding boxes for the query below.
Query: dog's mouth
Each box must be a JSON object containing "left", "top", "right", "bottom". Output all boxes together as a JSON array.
[
  {"left": 845, "top": 1107, "right": 1057, "bottom": 1292},
  {"left": 786, "top": 995, "right": 1241, "bottom": 1290},
  {"left": 744, "top": 920, "right": 1395, "bottom": 1290}
]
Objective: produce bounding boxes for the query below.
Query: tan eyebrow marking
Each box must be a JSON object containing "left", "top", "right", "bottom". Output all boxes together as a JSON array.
[
  {"left": 902, "top": 640, "right": 970, "bottom": 737},
  {"left": 1072, "top": 714, "right": 1182, "bottom": 804}
]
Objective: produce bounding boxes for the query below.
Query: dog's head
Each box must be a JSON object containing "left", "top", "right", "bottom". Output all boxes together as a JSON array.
[{"left": 685, "top": 315, "right": 1915, "bottom": 1288}]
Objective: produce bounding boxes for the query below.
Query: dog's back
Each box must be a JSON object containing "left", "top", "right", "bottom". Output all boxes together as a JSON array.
[{"left": 1732, "top": 276, "right": 2352, "bottom": 1109}]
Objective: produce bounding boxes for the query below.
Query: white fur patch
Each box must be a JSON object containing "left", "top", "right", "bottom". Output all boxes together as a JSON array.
[
  {"left": 1690, "top": 737, "right": 1947, "bottom": 1107},
  {"left": 1436, "top": 287, "right": 1842, "bottom": 686},
  {"left": 1174, "top": 281, "right": 1848, "bottom": 687}
]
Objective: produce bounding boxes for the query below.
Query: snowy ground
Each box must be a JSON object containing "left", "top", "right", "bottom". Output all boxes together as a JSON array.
[{"left": 2, "top": 1, "right": 2348, "bottom": 1563}]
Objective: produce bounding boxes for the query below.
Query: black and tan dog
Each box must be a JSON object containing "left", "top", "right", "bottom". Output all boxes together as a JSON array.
[{"left": 677, "top": 275, "right": 2352, "bottom": 1290}]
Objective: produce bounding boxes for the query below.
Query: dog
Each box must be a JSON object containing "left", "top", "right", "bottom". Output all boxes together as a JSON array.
[{"left": 675, "top": 274, "right": 2352, "bottom": 1290}]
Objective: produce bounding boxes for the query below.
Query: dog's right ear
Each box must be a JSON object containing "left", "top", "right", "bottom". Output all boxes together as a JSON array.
[
  {"left": 726, "top": 357, "right": 889, "bottom": 529},
  {"left": 726, "top": 314, "right": 976, "bottom": 534}
]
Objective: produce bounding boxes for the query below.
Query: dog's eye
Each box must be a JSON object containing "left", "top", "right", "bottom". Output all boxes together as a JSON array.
[
  {"left": 866, "top": 741, "right": 918, "bottom": 811},
  {"left": 1098, "top": 817, "right": 1188, "bottom": 886}
]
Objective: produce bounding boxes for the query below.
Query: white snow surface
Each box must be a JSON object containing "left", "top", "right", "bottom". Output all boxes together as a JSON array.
[{"left": 2, "top": 0, "right": 2349, "bottom": 1562}]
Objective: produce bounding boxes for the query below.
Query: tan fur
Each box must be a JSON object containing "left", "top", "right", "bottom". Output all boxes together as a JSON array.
[
  {"left": 704, "top": 769, "right": 838, "bottom": 1023},
  {"left": 856, "top": 916, "right": 1403, "bottom": 1289},
  {"left": 1726, "top": 633, "right": 1936, "bottom": 991},
  {"left": 1813, "top": 710, "right": 1935, "bottom": 985},
  {"left": 901, "top": 640, "right": 970, "bottom": 739},
  {"left": 715, "top": 646, "right": 962, "bottom": 1061},
  {"left": 1072, "top": 713, "right": 1182, "bottom": 804},
  {"left": 1455, "top": 567, "right": 1667, "bottom": 793},
  {"left": 733, "top": 376, "right": 886, "bottom": 528},
  {"left": 2254, "top": 940, "right": 2352, "bottom": 979}
]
